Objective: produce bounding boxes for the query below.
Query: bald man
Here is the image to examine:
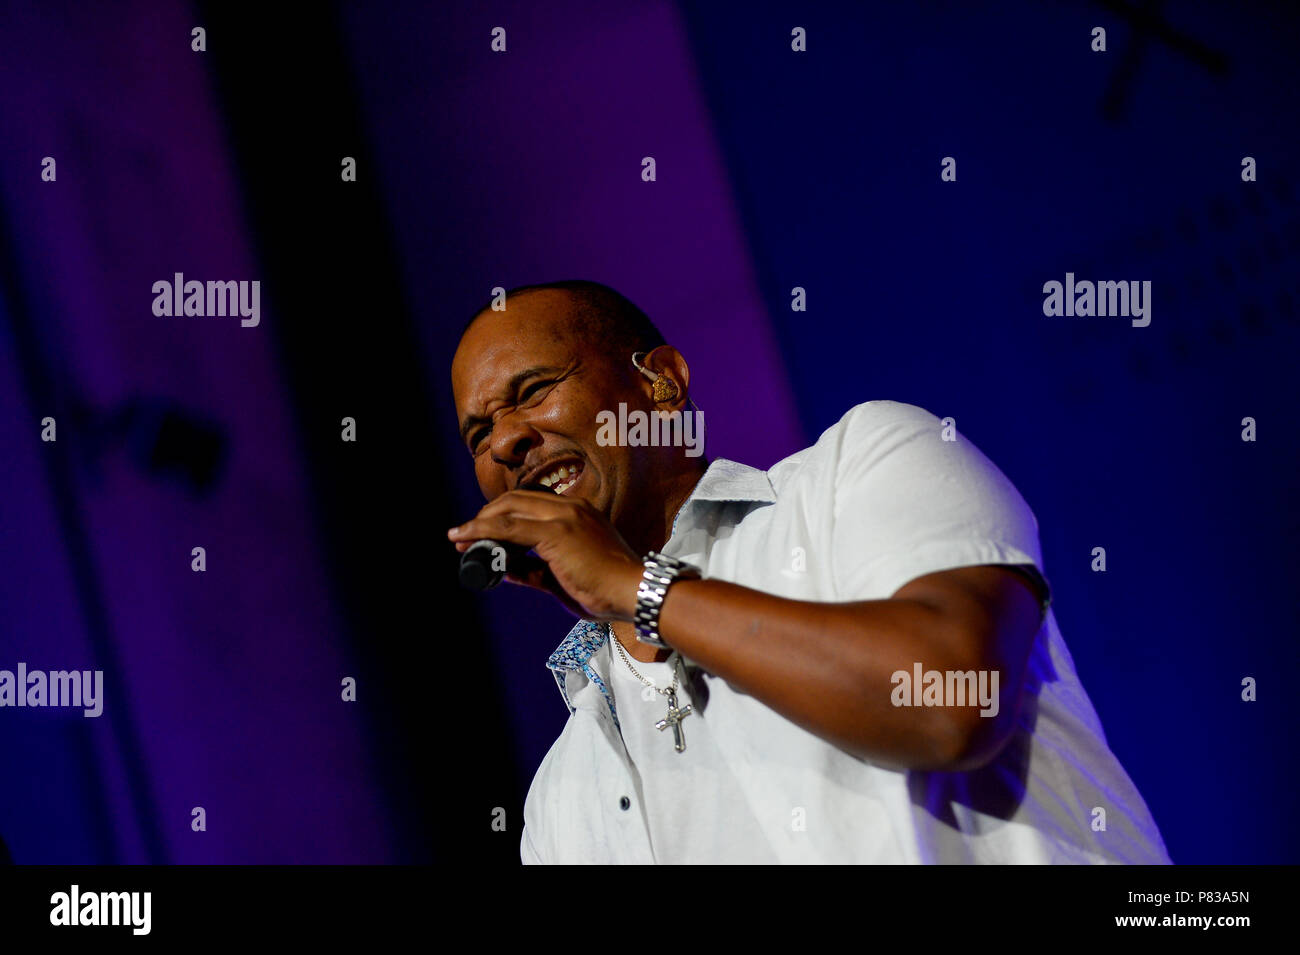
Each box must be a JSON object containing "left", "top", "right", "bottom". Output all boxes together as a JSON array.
[{"left": 450, "top": 280, "right": 1170, "bottom": 865}]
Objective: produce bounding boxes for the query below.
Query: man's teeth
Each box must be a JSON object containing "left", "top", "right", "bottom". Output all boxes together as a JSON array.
[{"left": 538, "top": 464, "right": 580, "bottom": 492}]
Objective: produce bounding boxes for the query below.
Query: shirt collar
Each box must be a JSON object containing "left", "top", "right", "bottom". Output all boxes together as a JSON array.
[
  {"left": 676, "top": 457, "right": 777, "bottom": 507},
  {"left": 545, "top": 457, "right": 776, "bottom": 715}
]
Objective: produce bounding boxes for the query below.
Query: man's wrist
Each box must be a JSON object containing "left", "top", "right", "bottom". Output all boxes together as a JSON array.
[
  {"left": 618, "top": 560, "right": 646, "bottom": 620},
  {"left": 632, "top": 552, "right": 702, "bottom": 647}
]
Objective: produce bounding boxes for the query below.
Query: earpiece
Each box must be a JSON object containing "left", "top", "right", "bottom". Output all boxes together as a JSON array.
[
  {"left": 631, "top": 351, "right": 680, "bottom": 402},
  {"left": 629, "top": 350, "right": 706, "bottom": 447}
]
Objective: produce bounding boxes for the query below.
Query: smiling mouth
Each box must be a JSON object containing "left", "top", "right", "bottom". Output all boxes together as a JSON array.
[{"left": 536, "top": 460, "right": 584, "bottom": 495}]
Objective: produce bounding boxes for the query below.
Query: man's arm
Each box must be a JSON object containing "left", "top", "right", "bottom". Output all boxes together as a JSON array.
[
  {"left": 449, "top": 494, "right": 1045, "bottom": 772},
  {"left": 651, "top": 564, "right": 1046, "bottom": 772}
]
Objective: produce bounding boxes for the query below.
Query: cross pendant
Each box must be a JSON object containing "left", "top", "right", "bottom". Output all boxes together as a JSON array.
[{"left": 655, "top": 687, "right": 693, "bottom": 753}]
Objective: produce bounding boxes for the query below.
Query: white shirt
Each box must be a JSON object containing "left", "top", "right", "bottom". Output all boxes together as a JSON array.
[
  {"left": 520, "top": 400, "right": 1172, "bottom": 864},
  {"left": 604, "top": 636, "right": 780, "bottom": 863}
]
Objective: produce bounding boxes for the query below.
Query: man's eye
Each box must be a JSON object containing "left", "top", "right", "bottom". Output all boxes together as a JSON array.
[
  {"left": 520, "top": 379, "right": 555, "bottom": 402},
  {"left": 468, "top": 380, "right": 556, "bottom": 453}
]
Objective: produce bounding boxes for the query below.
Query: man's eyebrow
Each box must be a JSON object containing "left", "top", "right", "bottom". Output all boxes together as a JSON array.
[{"left": 459, "top": 365, "right": 561, "bottom": 443}]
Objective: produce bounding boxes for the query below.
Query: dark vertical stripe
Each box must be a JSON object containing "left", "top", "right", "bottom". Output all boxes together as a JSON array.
[{"left": 195, "top": 2, "right": 524, "bottom": 864}]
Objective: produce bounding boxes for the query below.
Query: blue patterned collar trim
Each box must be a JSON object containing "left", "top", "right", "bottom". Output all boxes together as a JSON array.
[
  {"left": 546, "top": 618, "right": 609, "bottom": 679},
  {"left": 546, "top": 618, "right": 618, "bottom": 728}
]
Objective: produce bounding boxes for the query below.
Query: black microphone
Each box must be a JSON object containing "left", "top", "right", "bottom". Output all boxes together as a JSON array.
[{"left": 457, "top": 482, "right": 550, "bottom": 591}]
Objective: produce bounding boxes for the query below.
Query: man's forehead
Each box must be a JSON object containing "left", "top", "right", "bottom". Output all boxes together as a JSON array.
[
  {"left": 467, "top": 289, "right": 578, "bottom": 341},
  {"left": 453, "top": 308, "right": 578, "bottom": 409}
]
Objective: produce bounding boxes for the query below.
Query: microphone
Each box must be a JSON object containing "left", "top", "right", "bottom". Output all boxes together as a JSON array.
[{"left": 457, "top": 482, "right": 550, "bottom": 591}]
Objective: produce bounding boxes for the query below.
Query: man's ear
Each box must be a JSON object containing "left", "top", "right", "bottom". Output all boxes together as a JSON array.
[{"left": 641, "top": 345, "right": 691, "bottom": 411}]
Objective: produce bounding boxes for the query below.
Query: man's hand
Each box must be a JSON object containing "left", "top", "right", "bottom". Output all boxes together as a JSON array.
[{"left": 448, "top": 489, "right": 645, "bottom": 622}]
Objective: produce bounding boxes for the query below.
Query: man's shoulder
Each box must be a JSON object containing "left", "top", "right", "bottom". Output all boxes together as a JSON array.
[
  {"left": 823, "top": 399, "right": 942, "bottom": 439},
  {"left": 767, "top": 400, "right": 941, "bottom": 479}
]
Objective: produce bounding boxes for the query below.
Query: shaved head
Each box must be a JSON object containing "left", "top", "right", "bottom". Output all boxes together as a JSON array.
[{"left": 461, "top": 280, "right": 666, "bottom": 360}]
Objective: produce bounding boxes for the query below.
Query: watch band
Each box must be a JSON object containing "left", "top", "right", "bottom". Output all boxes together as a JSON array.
[{"left": 633, "top": 551, "right": 701, "bottom": 648}]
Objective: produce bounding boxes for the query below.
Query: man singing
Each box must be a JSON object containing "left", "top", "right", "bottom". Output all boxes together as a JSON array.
[{"left": 449, "top": 279, "right": 1171, "bottom": 864}]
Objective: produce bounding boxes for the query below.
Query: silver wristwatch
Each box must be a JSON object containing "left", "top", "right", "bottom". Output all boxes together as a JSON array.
[{"left": 633, "top": 551, "right": 702, "bottom": 648}]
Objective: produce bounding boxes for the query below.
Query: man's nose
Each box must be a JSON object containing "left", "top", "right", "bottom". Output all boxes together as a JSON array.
[{"left": 489, "top": 410, "right": 541, "bottom": 472}]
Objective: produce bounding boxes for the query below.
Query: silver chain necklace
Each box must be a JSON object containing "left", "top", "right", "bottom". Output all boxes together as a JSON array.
[{"left": 607, "top": 623, "right": 693, "bottom": 753}]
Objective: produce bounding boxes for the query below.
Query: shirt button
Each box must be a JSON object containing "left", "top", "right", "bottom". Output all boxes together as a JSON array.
[{"left": 619, "top": 796, "right": 631, "bottom": 811}]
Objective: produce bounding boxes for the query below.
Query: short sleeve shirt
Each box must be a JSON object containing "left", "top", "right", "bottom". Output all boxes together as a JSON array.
[{"left": 520, "top": 400, "right": 1171, "bottom": 864}]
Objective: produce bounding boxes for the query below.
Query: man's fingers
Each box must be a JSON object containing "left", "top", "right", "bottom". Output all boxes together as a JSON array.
[
  {"left": 463, "top": 487, "right": 576, "bottom": 524},
  {"left": 450, "top": 514, "right": 550, "bottom": 547},
  {"left": 448, "top": 489, "right": 575, "bottom": 542}
]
